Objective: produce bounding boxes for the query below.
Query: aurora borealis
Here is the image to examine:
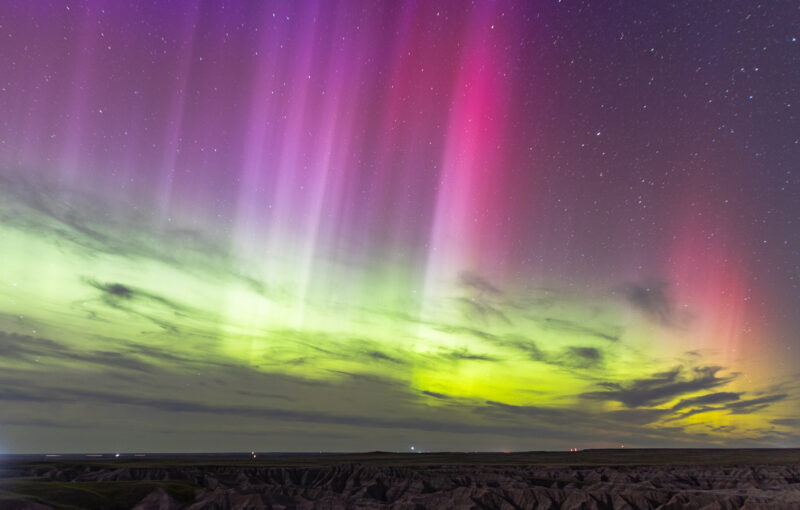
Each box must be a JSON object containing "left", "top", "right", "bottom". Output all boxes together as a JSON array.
[{"left": 0, "top": 0, "right": 798, "bottom": 453}]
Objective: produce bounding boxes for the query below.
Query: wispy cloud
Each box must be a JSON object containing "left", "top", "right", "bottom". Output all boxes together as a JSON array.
[
  {"left": 438, "top": 348, "right": 500, "bottom": 362},
  {"left": 458, "top": 271, "right": 503, "bottom": 297},
  {"left": 672, "top": 391, "right": 741, "bottom": 410},
  {"left": 671, "top": 394, "right": 789, "bottom": 420},
  {"left": 725, "top": 394, "right": 788, "bottom": 414},
  {"left": 620, "top": 281, "right": 689, "bottom": 328},
  {"left": 582, "top": 366, "right": 734, "bottom": 408},
  {"left": 540, "top": 317, "right": 619, "bottom": 342},
  {"left": 0, "top": 171, "right": 266, "bottom": 293}
]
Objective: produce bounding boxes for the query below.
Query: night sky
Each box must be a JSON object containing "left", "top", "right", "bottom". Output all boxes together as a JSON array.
[{"left": 0, "top": 0, "right": 798, "bottom": 453}]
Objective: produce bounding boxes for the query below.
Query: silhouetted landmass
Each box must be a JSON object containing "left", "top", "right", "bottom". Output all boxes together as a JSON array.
[{"left": 1, "top": 449, "right": 799, "bottom": 509}]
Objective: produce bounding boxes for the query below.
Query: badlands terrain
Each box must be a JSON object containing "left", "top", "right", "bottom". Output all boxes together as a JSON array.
[{"left": 1, "top": 449, "right": 799, "bottom": 509}]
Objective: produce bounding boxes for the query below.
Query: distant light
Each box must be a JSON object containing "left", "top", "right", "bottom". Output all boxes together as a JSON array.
[
  {"left": 410, "top": 446, "right": 415, "bottom": 451},
  {"left": 115, "top": 453, "right": 120, "bottom": 458}
]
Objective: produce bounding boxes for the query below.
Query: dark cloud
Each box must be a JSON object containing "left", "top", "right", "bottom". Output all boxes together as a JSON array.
[
  {"left": 455, "top": 296, "right": 511, "bottom": 324},
  {"left": 672, "top": 394, "right": 789, "bottom": 420},
  {"left": 0, "top": 387, "right": 61, "bottom": 403},
  {"left": 605, "top": 408, "right": 672, "bottom": 425},
  {"left": 708, "top": 424, "right": 736, "bottom": 433},
  {"left": 234, "top": 389, "right": 293, "bottom": 402},
  {"left": 443, "top": 329, "right": 606, "bottom": 371},
  {"left": 325, "top": 369, "right": 387, "bottom": 383},
  {"left": 475, "top": 401, "right": 691, "bottom": 443},
  {"left": 0, "top": 172, "right": 114, "bottom": 253},
  {"left": 486, "top": 334, "right": 607, "bottom": 370},
  {"left": 105, "top": 283, "right": 134, "bottom": 298},
  {"left": 0, "top": 381, "right": 577, "bottom": 439},
  {"left": 481, "top": 334, "right": 545, "bottom": 361},
  {"left": 0, "top": 173, "right": 187, "bottom": 261},
  {"left": 672, "top": 391, "right": 741, "bottom": 410},
  {"left": 0, "top": 331, "right": 156, "bottom": 372},
  {"left": 569, "top": 346, "right": 601, "bottom": 360},
  {"left": 540, "top": 317, "right": 619, "bottom": 342},
  {"left": 454, "top": 272, "right": 511, "bottom": 324},
  {"left": 0, "top": 358, "right": 787, "bottom": 449},
  {"left": 0, "top": 330, "right": 250, "bottom": 377},
  {"left": 725, "top": 394, "right": 788, "bottom": 414},
  {"left": 509, "top": 292, "right": 556, "bottom": 312},
  {"left": 0, "top": 418, "right": 84, "bottom": 429},
  {"left": 582, "top": 365, "right": 734, "bottom": 408},
  {"left": 621, "top": 281, "right": 687, "bottom": 327},
  {"left": 669, "top": 406, "right": 714, "bottom": 420},
  {"left": 81, "top": 279, "right": 198, "bottom": 334},
  {"left": 0, "top": 356, "right": 712, "bottom": 448},
  {"left": 0, "top": 332, "right": 64, "bottom": 360},
  {"left": 121, "top": 341, "right": 247, "bottom": 373},
  {"left": 0, "top": 171, "right": 268, "bottom": 296},
  {"left": 365, "top": 350, "right": 406, "bottom": 365},
  {"left": 421, "top": 390, "right": 452, "bottom": 400},
  {"left": 435, "top": 325, "right": 499, "bottom": 342},
  {"left": 86, "top": 279, "right": 188, "bottom": 312},
  {"left": 559, "top": 346, "right": 604, "bottom": 369},
  {"left": 440, "top": 348, "right": 499, "bottom": 362},
  {"left": 458, "top": 271, "right": 502, "bottom": 296},
  {"left": 436, "top": 322, "right": 608, "bottom": 370},
  {"left": 61, "top": 349, "right": 158, "bottom": 373},
  {"left": 478, "top": 400, "right": 578, "bottom": 425},
  {"left": 124, "top": 343, "right": 208, "bottom": 366},
  {"left": 269, "top": 331, "right": 414, "bottom": 368},
  {"left": 771, "top": 418, "right": 800, "bottom": 427}
]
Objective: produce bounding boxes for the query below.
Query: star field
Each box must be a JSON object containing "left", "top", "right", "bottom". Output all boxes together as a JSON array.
[{"left": 0, "top": 0, "right": 798, "bottom": 452}]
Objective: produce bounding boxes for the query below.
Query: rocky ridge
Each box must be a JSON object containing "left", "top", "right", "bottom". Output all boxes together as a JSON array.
[{"left": 12, "top": 462, "right": 800, "bottom": 509}]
